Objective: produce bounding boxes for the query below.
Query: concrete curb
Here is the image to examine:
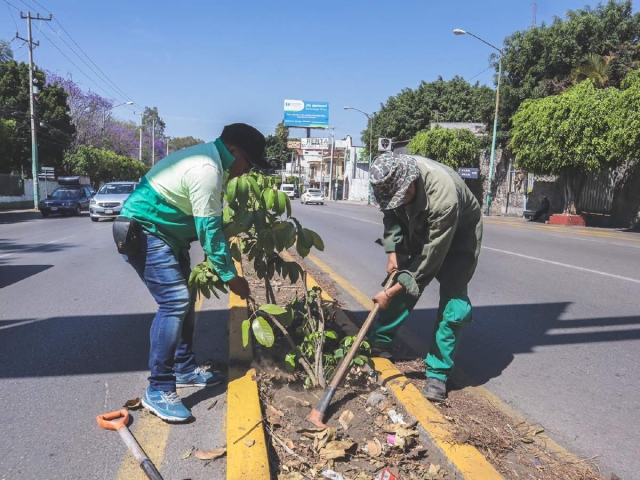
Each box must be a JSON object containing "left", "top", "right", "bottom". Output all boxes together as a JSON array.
[
  {"left": 373, "top": 358, "right": 504, "bottom": 479},
  {"left": 226, "top": 260, "right": 270, "bottom": 480}
]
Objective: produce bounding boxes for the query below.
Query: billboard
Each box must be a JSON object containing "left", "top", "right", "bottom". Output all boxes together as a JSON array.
[
  {"left": 287, "top": 141, "right": 301, "bottom": 149},
  {"left": 301, "top": 137, "right": 329, "bottom": 150},
  {"left": 284, "top": 99, "right": 329, "bottom": 128}
]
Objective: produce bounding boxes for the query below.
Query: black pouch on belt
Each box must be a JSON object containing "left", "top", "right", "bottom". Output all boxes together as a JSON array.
[{"left": 112, "top": 216, "right": 143, "bottom": 256}]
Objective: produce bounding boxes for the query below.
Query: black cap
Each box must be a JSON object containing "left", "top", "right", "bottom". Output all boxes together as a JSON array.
[{"left": 220, "top": 123, "right": 271, "bottom": 169}]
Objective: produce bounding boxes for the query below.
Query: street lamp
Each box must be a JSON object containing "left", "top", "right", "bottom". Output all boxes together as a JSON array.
[
  {"left": 454, "top": 28, "right": 503, "bottom": 216},
  {"left": 102, "top": 101, "right": 134, "bottom": 142},
  {"left": 344, "top": 106, "right": 374, "bottom": 205}
]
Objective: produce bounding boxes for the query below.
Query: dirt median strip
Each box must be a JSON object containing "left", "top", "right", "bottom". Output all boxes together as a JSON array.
[
  {"left": 283, "top": 252, "right": 505, "bottom": 479},
  {"left": 227, "top": 259, "right": 270, "bottom": 480}
]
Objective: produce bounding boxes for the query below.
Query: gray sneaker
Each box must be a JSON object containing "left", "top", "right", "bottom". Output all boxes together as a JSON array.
[{"left": 423, "top": 378, "right": 447, "bottom": 402}]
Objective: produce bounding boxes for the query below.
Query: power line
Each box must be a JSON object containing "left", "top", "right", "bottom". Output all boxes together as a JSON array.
[
  {"left": 30, "top": 0, "right": 140, "bottom": 110},
  {"left": 3, "top": 0, "right": 20, "bottom": 31},
  {"left": 469, "top": 65, "right": 494, "bottom": 81},
  {"left": 36, "top": 26, "right": 127, "bottom": 104}
]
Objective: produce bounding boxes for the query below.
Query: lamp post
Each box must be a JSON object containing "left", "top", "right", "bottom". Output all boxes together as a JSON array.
[
  {"left": 344, "top": 106, "right": 374, "bottom": 205},
  {"left": 454, "top": 28, "right": 502, "bottom": 216},
  {"left": 133, "top": 111, "right": 144, "bottom": 163},
  {"left": 102, "top": 101, "right": 134, "bottom": 142}
]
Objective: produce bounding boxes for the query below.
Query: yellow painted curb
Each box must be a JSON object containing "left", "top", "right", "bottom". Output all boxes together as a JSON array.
[
  {"left": 373, "top": 357, "right": 505, "bottom": 480},
  {"left": 226, "top": 260, "right": 270, "bottom": 480}
]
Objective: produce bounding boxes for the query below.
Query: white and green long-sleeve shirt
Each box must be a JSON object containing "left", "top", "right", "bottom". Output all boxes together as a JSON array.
[{"left": 121, "top": 138, "right": 237, "bottom": 281}]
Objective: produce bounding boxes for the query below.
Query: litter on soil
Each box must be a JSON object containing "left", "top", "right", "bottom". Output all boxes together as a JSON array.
[
  {"left": 241, "top": 258, "right": 453, "bottom": 479},
  {"left": 395, "top": 359, "right": 607, "bottom": 480},
  {"left": 257, "top": 372, "right": 453, "bottom": 480}
]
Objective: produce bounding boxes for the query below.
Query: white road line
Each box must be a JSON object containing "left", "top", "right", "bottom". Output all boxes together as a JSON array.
[
  {"left": 301, "top": 207, "right": 381, "bottom": 225},
  {"left": 482, "top": 246, "right": 640, "bottom": 284}
]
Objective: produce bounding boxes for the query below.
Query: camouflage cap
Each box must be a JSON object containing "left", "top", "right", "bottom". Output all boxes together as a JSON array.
[{"left": 369, "top": 153, "right": 421, "bottom": 210}]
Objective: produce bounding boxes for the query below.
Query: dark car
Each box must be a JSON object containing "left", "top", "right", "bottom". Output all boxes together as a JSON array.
[{"left": 39, "top": 177, "right": 94, "bottom": 218}]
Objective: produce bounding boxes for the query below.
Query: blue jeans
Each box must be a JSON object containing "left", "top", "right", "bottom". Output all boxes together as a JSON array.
[{"left": 123, "top": 232, "right": 197, "bottom": 391}]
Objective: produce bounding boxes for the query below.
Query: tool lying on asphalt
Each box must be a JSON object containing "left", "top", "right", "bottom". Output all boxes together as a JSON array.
[
  {"left": 308, "top": 272, "right": 398, "bottom": 428},
  {"left": 97, "top": 409, "right": 164, "bottom": 480}
]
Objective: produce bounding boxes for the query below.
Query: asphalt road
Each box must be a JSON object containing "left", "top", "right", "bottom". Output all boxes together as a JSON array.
[
  {"left": 0, "top": 211, "right": 229, "bottom": 480},
  {"left": 292, "top": 200, "right": 640, "bottom": 480}
]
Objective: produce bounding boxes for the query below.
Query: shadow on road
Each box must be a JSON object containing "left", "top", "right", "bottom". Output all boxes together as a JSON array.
[
  {"left": 0, "top": 239, "right": 75, "bottom": 256},
  {"left": 345, "top": 302, "right": 640, "bottom": 388},
  {"left": 0, "top": 305, "right": 229, "bottom": 406},
  {"left": 0, "top": 264, "right": 53, "bottom": 289},
  {"left": 0, "top": 211, "right": 43, "bottom": 225}
]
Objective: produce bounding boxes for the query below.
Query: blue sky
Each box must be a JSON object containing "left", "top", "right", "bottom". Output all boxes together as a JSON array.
[{"left": 2, "top": 0, "right": 630, "bottom": 143}]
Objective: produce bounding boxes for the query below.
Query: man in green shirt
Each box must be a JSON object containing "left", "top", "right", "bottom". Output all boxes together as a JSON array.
[
  {"left": 120, "top": 123, "right": 271, "bottom": 422},
  {"left": 369, "top": 153, "right": 483, "bottom": 402}
]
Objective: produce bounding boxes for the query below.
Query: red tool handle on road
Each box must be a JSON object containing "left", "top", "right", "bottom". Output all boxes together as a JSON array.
[
  {"left": 96, "top": 409, "right": 130, "bottom": 431},
  {"left": 97, "top": 409, "right": 164, "bottom": 480}
]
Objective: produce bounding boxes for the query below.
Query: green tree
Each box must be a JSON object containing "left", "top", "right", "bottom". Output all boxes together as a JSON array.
[
  {"left": 0, "top": 61, "right": 75, "bottom": 174},
  {"left": 275, "top": 121, "right": 289, "bottom": 142},
  {"left": 363, "top": 76, "right": 494, "bottom": 154},
  {"left": 170, "top": 136, "right": 204, "bottom": 151},
  {"left": 498, "top": 0, "right": 640, "bottom": 136},
  {"left": 608, "top": 70, "right": 640, "bottom": 163},
  {"left": 408, "top": 126, "right": 480, "bottom": 170},
  {"left": 64, "top": 145, "right": 148, "bottom": 186},
  {"left": 0, "top": 39, "right": 13, "bottom": 62},
  {"left": 511, "top": 80, "right": 619, "bottom": 214},
  {"left": 571, "top": 53, "right": 613, "bottom": 86}
]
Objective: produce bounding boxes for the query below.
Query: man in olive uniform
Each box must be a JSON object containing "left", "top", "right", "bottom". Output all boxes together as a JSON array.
[{"left": 369, "top": 153, "right": 483, "bottom": 401}]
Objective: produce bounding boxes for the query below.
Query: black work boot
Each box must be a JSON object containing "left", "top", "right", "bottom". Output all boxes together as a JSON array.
[{"left": 423, "top": 378, "right": 447, "bottom": 402}]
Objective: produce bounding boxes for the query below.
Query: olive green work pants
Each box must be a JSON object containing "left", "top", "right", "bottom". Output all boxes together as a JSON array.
[{"left": 368, "top": 285, "right": 472, "bottom": 382}]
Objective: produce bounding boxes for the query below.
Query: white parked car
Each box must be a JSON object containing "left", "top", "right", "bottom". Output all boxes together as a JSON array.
[
  {"left": 300, "top": 188, "right": 324, "bottom": 205},
  {"left": 89, "top": 181, "right": 138, "bottom": 222}
]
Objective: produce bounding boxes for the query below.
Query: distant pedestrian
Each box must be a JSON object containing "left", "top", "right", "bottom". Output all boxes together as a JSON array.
[
  {"left": 368, "top": 153, "right": 483, "bottom": 402},
  {"left": 115, "top": 123, "right": 270, "bottom": 422},
  {"left": 532, "top": 195, "right": 550, "bottom": 222}
]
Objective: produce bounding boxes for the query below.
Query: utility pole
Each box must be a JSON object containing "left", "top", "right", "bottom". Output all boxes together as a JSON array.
[
  {"left": 166, "top": 136, "right": 170, "bottom": 156},
  {"left": 328, "top": 127, "right": 335, "bottom": 201},
  {"left": 151, "top": 117, "right": 156, "bottom": 166},
  {"left": 133, "top": 112, "right": 143, "bottom": 162},
  {"left": 17, "top": 11, "right": 52, "bottom": 209}
]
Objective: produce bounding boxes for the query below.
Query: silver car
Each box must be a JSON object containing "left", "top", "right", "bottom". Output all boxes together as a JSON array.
[
  {"left": 300, "top": 188, "right": 325, "bottom": 205},
  {"left": 89, "top": 182, "right": 138, "bottom": 222}
]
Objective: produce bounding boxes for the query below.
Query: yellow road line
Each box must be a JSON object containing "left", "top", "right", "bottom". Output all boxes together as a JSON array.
[
  {"left": 304, "top": 252, "right": 374, "bottom": 310},
  {"left": 373, "top": 358, "right": 505, "bottom": 479},
  {"left": 226, "top": 260, "right": 270, "bottom": 480},
  {"left": 114, "top": 284, "right": 206, "bottom": 479}
]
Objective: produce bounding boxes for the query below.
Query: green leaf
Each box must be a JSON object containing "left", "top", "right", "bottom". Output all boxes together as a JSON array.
[
  {"left": 222, "top": 205, "right": 234, "bottom": 226},
  {"left": 353, "top": 356, "right": 365, "bottom": 366},
  {"left": 333, "top": 348, "right": 344, "bottom": 359},
  {"left": 257, "top": 229, "right": 275, "bottom": 253},
  {"left": 241, "top": 319, "right": 250, "bottom": 348},
  {"left": 277, "top": 308, "right": 295, "bottom": 327},
  {"left": 272, "top": 191, "right": 286, "bottom": 216},
  {"left": 284, "top": 352, "right": 296, "bottom": 372},
  {"left": 308, "top": 229, "right": 324, "bottom": 251},
  {"left": 259, "top": 304, "right": 287, "bottom": 315},
  {"left": 226, "top": 177, "right": 238, "bottom": 204},
  {"left": 298, "top": 228, "right": 313, "bottom": 249},
  {"left": 236, "top": 177, "right": 250, "bottom": 209},
  {"left": 296, "top": 239, "right": 311, "bottom": 258},
  {"left": 262, "top": 188, "right": 275, "bottom": 210},
  {"left": 324, "top": 331, "right": 338, "bottom": 340},
  {"left": 273, "top": 222, "right": 294, "bottom": 251},
  {"left": 253, "top": 209, "right": 267, "bottom": 232},
  {"left": 237, "top": 210, "right": 254, "bottom": 231},
  {"left": 246, "top": 175, "right": 260, "bottom": 197},
  {"left": 252, "top": 316, "right": 274, "bottom": 347},
  {"left": 289, "top": 263, "right": 300, "bottom": 284},
  {"left": 285, "top": 193, "right": 292, "bottom": 218}
]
